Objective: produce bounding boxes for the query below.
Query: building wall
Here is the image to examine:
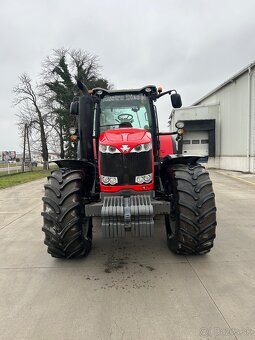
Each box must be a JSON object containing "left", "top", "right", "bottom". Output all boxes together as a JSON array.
[
  {"left": 197, "top": 72, "right": 250, "bottom": 158},
  {"left": 197, "top": 70, "right": 255, "bottom": 172},
  {"left": 173, "top": 68, "right": 255, "bottom": 173}
]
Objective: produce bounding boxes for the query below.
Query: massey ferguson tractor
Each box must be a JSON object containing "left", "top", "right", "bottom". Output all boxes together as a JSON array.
[{"left": 42, "top": 82, "right": 217, "bottom": 258}]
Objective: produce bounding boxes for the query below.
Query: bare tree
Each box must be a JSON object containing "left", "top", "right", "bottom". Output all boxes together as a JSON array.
[
  {"left": 13, "top": 48, "right": 112, "bottom": 164},
  {"left": 40, "top": 48, "right": 111, "bottom": 159},
  {"left": 13, "top": 73, "right": 49, "bottom": 169}
]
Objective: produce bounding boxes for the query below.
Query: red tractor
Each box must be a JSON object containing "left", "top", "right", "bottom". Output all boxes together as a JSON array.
[{"left": 42, "top": 82, "right": 217, "bottom": 258}]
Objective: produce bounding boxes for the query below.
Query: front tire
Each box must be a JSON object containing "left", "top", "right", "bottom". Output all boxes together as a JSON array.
[
  {"left": 42, "top": 168, "right": 92, "bottom": 258},
  {"left": 164, "top": 163, "right": 217, "bottom": 255}
]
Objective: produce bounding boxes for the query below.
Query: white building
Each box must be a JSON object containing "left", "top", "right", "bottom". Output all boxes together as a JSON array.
[{"left": 170, "top": 62, "right": 255, "bottom": 173}]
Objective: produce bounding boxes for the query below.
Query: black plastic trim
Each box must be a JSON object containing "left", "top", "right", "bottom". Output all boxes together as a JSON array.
[{"left": 52, "top": 159, "right": 90, "bottom": 169}]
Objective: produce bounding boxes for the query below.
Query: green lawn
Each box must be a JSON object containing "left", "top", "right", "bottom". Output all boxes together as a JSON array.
[{"left": 0, "top": 170, "right": 51, "bottom": 189}]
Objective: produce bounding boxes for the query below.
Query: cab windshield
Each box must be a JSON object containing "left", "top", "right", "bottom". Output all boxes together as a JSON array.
[{"left": 99, "top": 93, "right": 152, "bottom": 133}]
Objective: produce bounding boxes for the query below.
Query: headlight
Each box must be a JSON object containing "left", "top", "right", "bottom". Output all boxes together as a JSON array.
[
  {"left": 108, "top": 146, "right": 117, "bottom": 153},
  {"left": 69, "top": 127, "right": 77, "bottom": 135},
  {"left": 131, "top": 142, "right": 152, "bottom": 153},
  {"left": 99, "top": 144, "right": 120, "bottom": 154},
  {"left": 99, "top": 144, "right": 107, "bottom": 153},
  {"left": 135, "top": 173, "right": 152, "bottom": 184},
  {"left": 136, "top": 176, "right": 144, "bottom": 184},
  {"left": 109, "top": 177, "right": 118, "bottom": 185},
  {"left": 101, "top": 175, "right": 118, "bottom": 185},
  {"left": 101, "top": 175, "right": 109, "bottom": 184},
  {"left": 144, "top": 174, "right": 152, "bottom": 183},
  {"left": 134, "top": 145, "right": 142, "bottom": 152},
  {"left": 175, "top": 121, "right": 185, "bottom": 129},
  {"left": 144, "top": 143, "right": 152, "bottom": 151}
]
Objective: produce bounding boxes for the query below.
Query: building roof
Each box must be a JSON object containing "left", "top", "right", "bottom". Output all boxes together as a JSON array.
[{"left": 193, "top": 60, "right": 255, "bottom": 105}]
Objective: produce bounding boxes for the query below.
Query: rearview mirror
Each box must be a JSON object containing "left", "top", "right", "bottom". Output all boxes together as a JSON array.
[
  {"left": 70, "top": 100, "right": 79, "bottom": 115},
  {"left": 171, "top": 93, "right": 182, "bottom": 108}
]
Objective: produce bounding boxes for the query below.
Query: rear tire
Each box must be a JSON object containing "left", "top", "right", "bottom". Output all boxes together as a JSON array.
[
  {"left": 164, "top": 163, "right": 217, "bottom": 255},
  {"left": 42, "top": 168, "right": 92, "bottom": 259}
]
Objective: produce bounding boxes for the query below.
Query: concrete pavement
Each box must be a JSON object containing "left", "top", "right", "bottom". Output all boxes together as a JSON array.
[{"left": 0, "top": 171, "right": 255, "bottom": 340}]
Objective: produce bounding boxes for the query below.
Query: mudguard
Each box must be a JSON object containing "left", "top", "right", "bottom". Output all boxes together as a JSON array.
[
  {"left": 160, "top": 154, "right": 208, "bottom": 175},
  {"left": 50, "top": 159, "right": 96, "bottom": 193},
  {"left": 51, "top": 159, "right": 92, "bottom": 169},
  {"left": 162, "top": 154, "right": 208, "bottom": 164},
  {"left": 160, "top": 154, "right": 208, "bottom": 182}
]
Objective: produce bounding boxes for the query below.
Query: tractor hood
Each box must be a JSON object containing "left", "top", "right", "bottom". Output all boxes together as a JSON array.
[{"left": 99, "top": 128, "right": 152, "bottom": 153}]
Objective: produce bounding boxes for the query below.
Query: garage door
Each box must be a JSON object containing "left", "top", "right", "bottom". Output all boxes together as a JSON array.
[{"left": 182, "top": 131, "right": 209, "bottom": 156}]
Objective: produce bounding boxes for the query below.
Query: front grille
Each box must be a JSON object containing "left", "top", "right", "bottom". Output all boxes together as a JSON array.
[{"left": 100, "top": 151, "right": 152, "bottom": 185}]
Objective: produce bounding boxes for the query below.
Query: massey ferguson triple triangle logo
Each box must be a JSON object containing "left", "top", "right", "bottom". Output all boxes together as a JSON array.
[{"left": 120, "top": 145, "right": 130, "bottom": 152}]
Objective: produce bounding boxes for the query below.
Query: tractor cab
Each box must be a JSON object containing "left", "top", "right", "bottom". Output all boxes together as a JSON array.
[
  {"left": 97, "top": 91, "right": 152, "bottom": 132},
  {"left": 92, "top": 87, "right": 157, "bottom": 193},
  {"left": 92, "top": 86, "right": 158, "bottom": 155}
]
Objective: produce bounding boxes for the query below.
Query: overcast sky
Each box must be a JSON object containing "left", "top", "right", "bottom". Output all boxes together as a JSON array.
[{"left": 1, "top": 0, "right": 255, "bottom": 152}]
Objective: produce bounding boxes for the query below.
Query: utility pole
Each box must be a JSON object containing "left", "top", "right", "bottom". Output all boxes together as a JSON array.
[
  {"left": 21, "top": 123, "right": 32, "bottom": 172},
  {"left": 21, "top": 124, "right": 27, "bottom": 172},
  {"left": 27, "top": 125, "right": 32, "bottom": 171}
]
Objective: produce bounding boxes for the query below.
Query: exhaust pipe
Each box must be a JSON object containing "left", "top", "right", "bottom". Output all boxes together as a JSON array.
[{"left": 77, "top": 81, "right": 94, "bottom": 161}]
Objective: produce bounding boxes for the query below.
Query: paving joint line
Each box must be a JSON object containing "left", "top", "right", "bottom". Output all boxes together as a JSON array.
[
  {"left": 186, "top": 256, "right": 239, "bottom": 340},
  {"left": 0, "top": 261, "right": 189, "bottom": 270},
  {"left": 216, "top": 171, "right": 255, "bottom": 187},
  {"left": 0, "top": 203, "right": 42, "bottom": 231},
  {"left": 184, "top": 259, "right": 255, "bottom": 264},
  {"left": 3, "top": 258, "right": 254, "bottom": 271}
]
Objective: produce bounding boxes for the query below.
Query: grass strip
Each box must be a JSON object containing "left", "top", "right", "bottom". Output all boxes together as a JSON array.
[{"left": 0, "top": 170, "right": 51, "bottom": 189}]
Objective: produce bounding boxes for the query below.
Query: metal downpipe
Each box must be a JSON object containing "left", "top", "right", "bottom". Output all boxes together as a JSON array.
[{"left": 247, "top": 66, "right": 252, "bottom": 172}]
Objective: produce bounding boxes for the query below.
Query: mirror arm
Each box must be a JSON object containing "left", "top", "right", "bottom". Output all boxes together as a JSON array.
[
  {"left": 157, "top": 131, "right": 178, "bottom": 136},
  {"left": 155, "top": 89, "right": 177, "bottom": 99},
  {"left": 77, "top": 80, "right": 88, "bottom": 95}
]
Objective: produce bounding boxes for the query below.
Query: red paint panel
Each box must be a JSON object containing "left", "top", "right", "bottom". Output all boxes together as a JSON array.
[
  {"left": 100, "top": 183, "right": 154, "bottom": 192},
  {"left": 159, "top": 135, "right": 174, "bottom": 158},
  {"left": 99, "top": 128, "right": 151, "bottom": 153},
  {"left": 98, "top": 128, "right": 154, "bottom": 193}
]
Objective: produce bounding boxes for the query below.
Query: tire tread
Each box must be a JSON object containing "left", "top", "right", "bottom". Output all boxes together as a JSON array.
[
  {"left": 166, "top": 163, "right": 217, "bottom": 255},
  {"left": 42, "top": 168, "right": 92, "bottom": 258}
]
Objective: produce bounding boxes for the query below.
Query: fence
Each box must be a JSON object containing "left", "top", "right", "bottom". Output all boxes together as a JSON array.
[{"left": 0, "top": 162, "right": 37, "bottom": 177}]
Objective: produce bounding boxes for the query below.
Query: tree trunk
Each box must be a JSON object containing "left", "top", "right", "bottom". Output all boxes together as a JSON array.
[
  {"left": 35, "top": 105, "right": 49, "bottom": 169},
  {"left": 59, "top": 125, "right": 65, "bottom": 159}
]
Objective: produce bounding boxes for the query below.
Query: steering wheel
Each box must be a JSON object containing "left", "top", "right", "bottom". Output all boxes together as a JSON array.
[{"left": 117, "top": 114, "right": 133, "bottom": 122}]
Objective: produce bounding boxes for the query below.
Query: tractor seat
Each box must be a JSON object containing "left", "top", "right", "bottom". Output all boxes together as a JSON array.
[{"left": 119, "top": 122, "right": 132, "bottom": 128}]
